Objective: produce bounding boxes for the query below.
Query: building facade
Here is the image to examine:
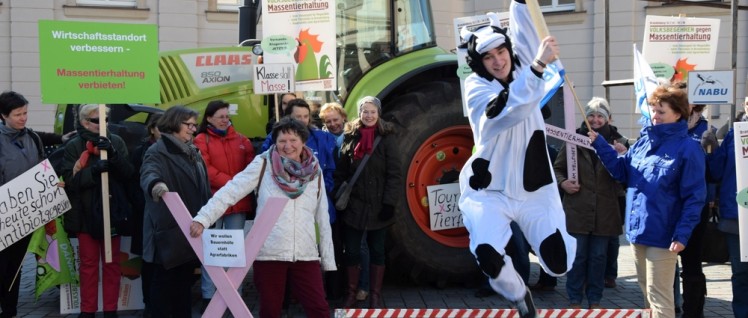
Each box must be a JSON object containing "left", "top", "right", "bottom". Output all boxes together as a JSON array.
[{"left": 1, "top": 0, "right": 746, "bottom": 138}]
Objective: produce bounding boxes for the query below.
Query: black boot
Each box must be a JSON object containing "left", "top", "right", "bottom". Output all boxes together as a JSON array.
[
  {"left": 512, "top": 287, "right": 537, "bottom": 318},
  {"left": 681, "top": 273, "right": 706, "bottom": 318},
  {"left": 369, "top": 264, "right": 385, "bottom": 308},
  {"left": 342, "top": 266, "right": 360, "bottom": 308}
]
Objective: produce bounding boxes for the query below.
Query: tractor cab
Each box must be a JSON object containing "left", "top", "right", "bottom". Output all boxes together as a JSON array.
[{"left": 334, "top": 0, "right": 437, "bottom": 100}]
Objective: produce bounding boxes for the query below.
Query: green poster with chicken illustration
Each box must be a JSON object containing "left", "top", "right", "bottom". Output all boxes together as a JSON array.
[{"left": 261, "top": 0, "right": 336, "bottom": 92}]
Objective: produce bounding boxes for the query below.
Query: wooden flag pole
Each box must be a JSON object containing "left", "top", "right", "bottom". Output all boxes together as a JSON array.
[
  {"left": 98, "top": 104, "right": 113, "bottom": 263},
  {"left": 525, "top": 0, "right": 592, "bottom": 132}
]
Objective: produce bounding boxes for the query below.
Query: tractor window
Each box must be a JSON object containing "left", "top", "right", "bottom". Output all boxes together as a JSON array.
[
  {"left": 336, "top": 0, "right": 393, "bottom": 98},
  {"left": 394, "top": 0, "right": 435, "bottom": 53}
]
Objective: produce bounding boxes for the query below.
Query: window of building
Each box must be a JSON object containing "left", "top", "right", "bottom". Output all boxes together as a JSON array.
[
  {"left": 76, "top": 0, "right": 136, "bottom": 7},
  {"left": 539, "top": 0, "right": 575, "bottom": 12},
  {"left": 217, "top": 0, "right": 241, "bottom": 11}
]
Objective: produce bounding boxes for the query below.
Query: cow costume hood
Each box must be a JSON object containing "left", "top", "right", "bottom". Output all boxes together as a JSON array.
[{"left": 459, "top": 12, "right": 521, "bottom": 82}]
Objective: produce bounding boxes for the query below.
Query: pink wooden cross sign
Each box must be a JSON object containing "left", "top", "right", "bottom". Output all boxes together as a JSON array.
[{"left": 163, "top": 192, "right": 289, "bottom": 318}]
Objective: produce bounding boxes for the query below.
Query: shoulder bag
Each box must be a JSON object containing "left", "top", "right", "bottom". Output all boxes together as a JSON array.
[{"left": 334, "top": 136, "right": 381, "bottom": 211}]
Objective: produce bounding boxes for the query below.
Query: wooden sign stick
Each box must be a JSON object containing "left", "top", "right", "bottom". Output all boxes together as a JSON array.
[{"left": 98, "top": 104, "right": 113, "bottom": 263}]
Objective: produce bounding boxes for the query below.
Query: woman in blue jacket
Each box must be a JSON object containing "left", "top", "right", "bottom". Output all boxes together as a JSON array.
[{"left": 588, "top": 84, "right": 705, "bottom": 318}]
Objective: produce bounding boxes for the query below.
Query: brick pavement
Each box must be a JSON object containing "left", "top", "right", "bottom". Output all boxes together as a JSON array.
[{"left": 12, "top": 238, "right": 735, "bottom": 317}]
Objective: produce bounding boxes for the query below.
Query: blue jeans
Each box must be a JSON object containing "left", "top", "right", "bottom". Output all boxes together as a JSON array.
[
  {"left": 201, "top": 213, "right": 247, "bottom": 298},
  {"left": 358, "top": 233, "right": 370, "bottom": 290},
  {"left": 509, "top": 222, "right": 530, "bottom": 284},
  {"left": 566, "top": 233, "right": 609, "bottom": 305},
  {"left": 726, "top": 232, "right": 748, "bottom": 318},
  {"left": 605, "top": 235, "right": 619, "bottom": 279}
]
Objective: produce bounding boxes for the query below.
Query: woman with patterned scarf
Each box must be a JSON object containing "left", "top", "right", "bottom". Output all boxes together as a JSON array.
[
  {"left": 191, "top": 117, "right": 335, "bottom": 318},
  {"left": 61, "top": 104, "right": 134, "bottom": 318}
]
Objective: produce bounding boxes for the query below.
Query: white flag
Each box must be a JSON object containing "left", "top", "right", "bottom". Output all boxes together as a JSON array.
[{"left": 633, "top": 43, "right": 658, "bottom": 122}]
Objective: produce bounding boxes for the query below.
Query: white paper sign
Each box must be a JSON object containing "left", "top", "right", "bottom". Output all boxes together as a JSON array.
[
  {"left": 427, "top": 183, "right": 464, "bottom": 231},
  {"left": 688, "top": 70, "right": 735, "bottom": 104},
  {"left": 0, "top": 159, "right": 71, "bottom": 252},
  {"left": 253, "top": 64, "right": 295, "bottom": 95},
  {"left": 202, "top": 229, "right": 246, "bottom": 267}
]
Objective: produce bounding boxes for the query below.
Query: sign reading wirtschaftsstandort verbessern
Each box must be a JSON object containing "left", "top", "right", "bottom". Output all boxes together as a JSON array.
[{"left": 38, "top": 20, "right": 159, "bottom": 104}]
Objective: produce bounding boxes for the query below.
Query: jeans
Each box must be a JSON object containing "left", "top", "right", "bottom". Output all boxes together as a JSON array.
[
  {"left": 726, "top": 232, "right": 748, "bottom": 318},
  {"left": 566, "top": 233, "right": 609, "bottom": 305},
  {"left": 201, "top": 213, "right": 247, "bottom": 298},
  {"left": 605, "top": 235, "right": 620, "bottom": 279},
  {"left": 359, "top": 233, "right": 371, "bottom": 290},
  {"left": 508, "top": 221, "right": 530, "bottom": 284}
]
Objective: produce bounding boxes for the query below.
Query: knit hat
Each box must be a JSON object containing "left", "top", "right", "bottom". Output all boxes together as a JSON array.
[
  {"left": 585, "top": 97, "right": 611, "bottom": 121},
  {"left": 357, "top": 96, "right": 381, "bottom": 117}
]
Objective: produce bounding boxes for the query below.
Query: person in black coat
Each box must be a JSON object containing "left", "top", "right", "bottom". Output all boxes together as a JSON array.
[{"left": 334, "top": 96, "right": 401, "bottom": 308}]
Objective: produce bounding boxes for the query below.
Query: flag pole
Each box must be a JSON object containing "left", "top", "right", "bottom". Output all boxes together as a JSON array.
[{"left": 525, "top": 0, "right": 592, "bottom": 131}]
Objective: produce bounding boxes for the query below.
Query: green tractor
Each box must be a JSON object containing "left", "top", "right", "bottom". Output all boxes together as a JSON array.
[{"left": 55, "top": 0, "right": 479, "bottom": 286}]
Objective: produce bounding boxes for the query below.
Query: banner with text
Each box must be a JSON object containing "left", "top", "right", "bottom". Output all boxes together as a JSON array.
[
  {"left": 0, "top": 159, "right": 70, "bottom": 252},
  {"left": 38, "top": 20, "right": 159, "bottom": 103},
  {"left": 642, "top": 15, "right": 719, "bottom": 82},
  {"left": 261, "top": 0, "right": 336, "bottom": 91}
]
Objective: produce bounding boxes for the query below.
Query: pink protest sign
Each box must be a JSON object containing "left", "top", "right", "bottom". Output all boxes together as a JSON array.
[{"left": 163, "top": 192, "right": 289, "bottom": 318}]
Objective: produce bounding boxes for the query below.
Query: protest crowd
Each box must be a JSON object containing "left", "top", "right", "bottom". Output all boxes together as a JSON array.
[{"left": 2, "top": 3, "right": 748, "bottom": 318}]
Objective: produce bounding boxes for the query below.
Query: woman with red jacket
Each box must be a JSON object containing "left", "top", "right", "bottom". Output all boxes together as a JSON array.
[{"left": 193, "top": 100, "right": 256, "bottom": 306}]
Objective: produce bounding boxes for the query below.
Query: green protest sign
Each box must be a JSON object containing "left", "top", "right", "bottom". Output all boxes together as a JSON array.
[{"left": 38, "top": 20, "right": 159, "bottom": 104}]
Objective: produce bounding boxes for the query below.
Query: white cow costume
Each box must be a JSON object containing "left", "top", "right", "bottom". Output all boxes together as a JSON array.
[{"left": 458, "top": 0, "right": 576, "bottom": 312}]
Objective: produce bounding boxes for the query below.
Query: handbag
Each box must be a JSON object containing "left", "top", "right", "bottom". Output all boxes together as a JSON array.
[
  {"left": 335, "top": 136, "right": 381, "bottom": 210},
  {"left": 701, "top": 206, "right": 729, "bottom": 263}
]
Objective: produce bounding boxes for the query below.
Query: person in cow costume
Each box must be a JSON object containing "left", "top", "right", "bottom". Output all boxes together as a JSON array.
[{"left": 458, "top": 1, "right": 576, "bottom": 316}]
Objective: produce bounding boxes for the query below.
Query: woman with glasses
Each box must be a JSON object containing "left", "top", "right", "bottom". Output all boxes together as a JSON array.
[
  {"left": 140, "top": 106, "right": 211, "bottom": 317},
  {"left": 61, "top": 104, "right": 134, "bottom": 318},
  {"left": 193, "top": 100, "right": 255, "bottom": 308}
]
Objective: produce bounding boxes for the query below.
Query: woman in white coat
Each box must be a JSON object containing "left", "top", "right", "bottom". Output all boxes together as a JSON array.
[{"left": 190, "top": 117, "right": 335, "bottom": 318}]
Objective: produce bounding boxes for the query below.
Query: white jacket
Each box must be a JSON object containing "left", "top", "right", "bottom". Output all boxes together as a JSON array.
[{"left": 193, "top": 153, "right": 336, "bottom": 271}]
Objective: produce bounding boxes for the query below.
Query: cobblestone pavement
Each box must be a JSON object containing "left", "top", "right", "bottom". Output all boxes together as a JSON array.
[{"left": 13, "top": 238, "right": 735, "bottom": 317}]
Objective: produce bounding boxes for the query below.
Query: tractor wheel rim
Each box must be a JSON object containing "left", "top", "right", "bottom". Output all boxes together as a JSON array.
[{"left": 405, "top": 125, "right": 473, "bottom": 248}]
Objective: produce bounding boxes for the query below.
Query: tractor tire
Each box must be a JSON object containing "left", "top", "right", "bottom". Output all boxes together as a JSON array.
[{"left": 384, "top": 80, "right": 483, "bottom": 287}]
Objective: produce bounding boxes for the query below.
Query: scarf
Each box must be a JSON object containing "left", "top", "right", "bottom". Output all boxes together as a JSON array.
[
  {"left": 73, "top": 129, "right": 105, "bottom": 175},
  {"left": 353, "top": 125, "right": 377, "bottom": 160},
  {"left": 266, "top": 145, "right": 319, "bottom": 199},
  {"left": 208, "top": 125, "right": 228, "bottom": 137}
]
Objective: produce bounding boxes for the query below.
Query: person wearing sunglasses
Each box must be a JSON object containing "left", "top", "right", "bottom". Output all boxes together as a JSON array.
[{"left": 60, "top": 104, "right": 134, "bottom": 318}]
